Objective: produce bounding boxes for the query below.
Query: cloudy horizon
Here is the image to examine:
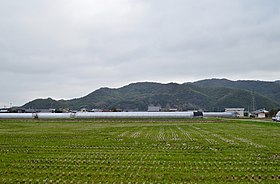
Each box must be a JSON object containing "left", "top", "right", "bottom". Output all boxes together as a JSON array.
[{"left": 1, "top": 0, "right": 280, "bottom": 106}]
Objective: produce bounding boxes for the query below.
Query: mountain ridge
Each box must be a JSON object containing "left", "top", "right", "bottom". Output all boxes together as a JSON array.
[{"left": 22, "top": 79, "right": 280, "bottom": 111}]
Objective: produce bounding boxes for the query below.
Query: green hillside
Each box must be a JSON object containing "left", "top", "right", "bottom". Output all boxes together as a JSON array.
[
  {"left": 22, "top": 79, "right": 280, "bottom": 111},
  {"left": 193, "top": 79, "right": 280, "bottom": 104}
]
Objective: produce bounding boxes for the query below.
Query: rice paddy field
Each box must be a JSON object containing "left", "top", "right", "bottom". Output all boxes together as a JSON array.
[{"left": 0, "top": 118, "right": 279, "bottom": 183}]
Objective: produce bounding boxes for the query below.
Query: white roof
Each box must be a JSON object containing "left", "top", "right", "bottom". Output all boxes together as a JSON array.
[
  {"left": 253, "top": 109, "right": 269, "bottom": 114},
  {"left": 225, "top": 108, "right": 245, "bottom": 110}
]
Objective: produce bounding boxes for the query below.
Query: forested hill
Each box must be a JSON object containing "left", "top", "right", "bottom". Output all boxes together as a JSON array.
[
  {"left": 192, "top": 79, "right": 280, "bottom": 104},
  {"left": 22, "top": 79, "right": 280, "bottom": 111}
]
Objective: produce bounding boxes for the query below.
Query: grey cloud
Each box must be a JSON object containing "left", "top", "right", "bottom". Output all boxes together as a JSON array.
[{"left": 0, "top": 0, "right": 279, "bottom": 106}]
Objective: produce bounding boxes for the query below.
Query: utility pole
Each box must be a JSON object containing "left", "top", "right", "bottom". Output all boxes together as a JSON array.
[{"left": 251, "top": 91, "right": 256, "bottom": 112}]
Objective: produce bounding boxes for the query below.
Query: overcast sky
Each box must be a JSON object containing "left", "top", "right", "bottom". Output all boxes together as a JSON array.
[{"left": 1, "top": 0, "right": 280, "bottom": 106}]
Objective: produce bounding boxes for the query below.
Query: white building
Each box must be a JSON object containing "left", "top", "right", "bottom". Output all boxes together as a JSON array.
[
  {"left": 148, "top": 105, "right": 161, "bottom": 112},
  {"left": 252, "top": 109, "right": 269, "bottom": 118},
  {"left": 0, "top": 108, "right": 9, "bottom": 113},
  {"left": 80, "top": 108, "right": 88, "bottom": 112},
  {"left": 91, "top": 109, "right": 103, "bottom": 112},
  {"left": 225, "top": 108, "right": 245, "bottom": 117}
]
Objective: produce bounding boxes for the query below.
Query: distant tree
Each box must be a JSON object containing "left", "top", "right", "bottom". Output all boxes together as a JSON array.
[
  {"left": 268, "top": 108, "right": 280, "bottom": 118},
  {"left": 111, "top": 108, "right": 118, "bottom": 112},
  {"left": 244, "top": 111, "right": 249, "bottom": 117},
  {"left": 55, "top": 108, "right": 63, "bottom": 113}
]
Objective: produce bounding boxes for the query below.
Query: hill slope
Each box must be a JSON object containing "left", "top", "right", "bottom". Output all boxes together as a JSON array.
[
  {"left": 22, "top": 79, "right": 280, "bottom": 111},
  {"left": 193, "top": 79, "right": 280, "bottom": 104}
]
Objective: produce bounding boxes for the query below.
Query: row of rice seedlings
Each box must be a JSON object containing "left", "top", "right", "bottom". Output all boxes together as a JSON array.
[
  {"left": 192, "top": 124, "right": 267, "bottom": 149},
  {"left": 169, "top": 127, "right": 181, "bottom": 141},
  {"left": 111, "top": 124, "right": 234, "bottom": 146},
  {"left": 129, "top": 128, "right": 143, "bottom": 139},
  {"left": 176, "top": 126, "right": 195, "bottom": 141},
  {"left": 229, "top": 135, "right": 266, "bottom": 148},
  {"left": 8, "top": 151, "right": 277, "bottom": 176},
  {"left": 1, "top": 145, "right": 277, "bottom": 165},
  {"left": 117, "top": 126, "right": 141, "bottom": 138},
  {"left": 3, "top": 146, "right": 277, "bottom": 169},
  {"left": 2, "top": 174, "right": 279, "bottom": 183},
  {"left": 181, "top": 124, "right": 212, "bottom": 144},
  {"left": 190, "top": 125, "right": 239, "bottom": 146},
  {"left": 1, "top": 152, "right": 278, "bottom": 181}
]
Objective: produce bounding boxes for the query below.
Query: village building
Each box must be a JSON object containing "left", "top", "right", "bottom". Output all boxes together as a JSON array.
[
  {"left": 148, "top": 105, "right": 161, "bottom": 112},
  {"left": 251, "top": 109, "right": 269, "bottom": 118},
  {"left": 225, "top": 108, "right": 245, "bottom": 117},
  {"left": 80, "top": 108, "right": 88, "bottom": 112}
]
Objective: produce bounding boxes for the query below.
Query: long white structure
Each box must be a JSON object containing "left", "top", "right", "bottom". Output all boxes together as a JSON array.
[
  {"left": 0, "top": 111, "right": 236, "bottom": 119},
  {"left": 75, "top": 112, "right": 194, "bottom": 118},
  {"left": 36, "top": 113, "right": 74, "bottom": 119},
  {"left": 0, "top": 113, "right": 34, "bottom": 119},
  {"left": 203, "top": 112, "right": 236, "bottom": 118}
]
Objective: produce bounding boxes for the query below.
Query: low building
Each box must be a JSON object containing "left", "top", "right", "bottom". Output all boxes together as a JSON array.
[
  {"left": 25, "top": 108, "right": 55, "bottom": 113},
  {"left": 148, "top": 105, "right": 161, "bottom": 112},
  {"left": 0, "top": 108, "right": 9, "bottom": 113},
  {"left": 252, "top": 109, "right": 269, "bottom": 118},
  {"left": 80, "top": 108, "right": 89, "bottom": 112},
  {"left": 91, "top": 109, "right": 103, "bottom": 112},
  {"left": 225, "top": 108, "right": 245, "bottom": 117},
  {"left": 169, "top": 108, "right": 178, "bottom": 112}
]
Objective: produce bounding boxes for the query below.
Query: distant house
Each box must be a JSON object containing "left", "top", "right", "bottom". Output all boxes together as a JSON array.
[
  {"left": 25, "top": 109, "right": 37, "bottom": 113},
  {"left": 7, "top": 107, "right": 26, "bottom": 113},
  {"left": 91, "top": 109, "right": 103, "bottom": 112},
  {"left": 225, "top": 108, "right": 245, "bottom": 117},
  {"left": 251, "top": 109, "right": 269, "bottom": 118},
  {"left": 25, "top": 108, "right": 55, "bottom": 113},
  {"left": 169, "top": 108, "right": 178, "bottom": 112},
  {"left": 148, "top": 105, "right": 161, "bottom": 112},
  {"left": 80, "top": 108, "right": 88, "bottom": 112},
  {"left": 0, "top": 108, "right": 9, "bottom": 113}
]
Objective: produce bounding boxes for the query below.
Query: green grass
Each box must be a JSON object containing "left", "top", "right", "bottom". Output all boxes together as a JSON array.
[{"left": 0, "top": 118, "right": 279, "bottom": 183}]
